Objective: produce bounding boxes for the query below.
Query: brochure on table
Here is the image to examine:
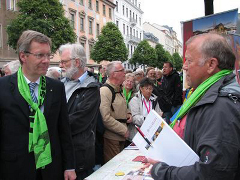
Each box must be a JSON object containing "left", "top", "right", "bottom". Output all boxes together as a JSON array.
[{"left": 132, "top": 110, "right": 199, "bottom": 167}]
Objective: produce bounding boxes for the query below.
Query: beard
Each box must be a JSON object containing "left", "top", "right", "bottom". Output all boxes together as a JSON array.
[{"left": 65, "top": 64, "right": 79, "bottom": 80}]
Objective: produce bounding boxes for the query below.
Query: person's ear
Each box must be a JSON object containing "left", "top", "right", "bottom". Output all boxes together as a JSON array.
[
  {"left": 207, "top": 58, "right": 219, "bottom": 74},
  {"left": 74, "top": 58, "right": 81, "bottom": 68},
  {"left": 19, "top": 52, "right": 27, "bottom": 63}
]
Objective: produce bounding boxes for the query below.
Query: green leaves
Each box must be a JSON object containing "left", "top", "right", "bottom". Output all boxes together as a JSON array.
[
  {"left": 90, "top": 22, "right": 128, "bottom": 63},
  {"left": 7, "top": 0, "right": 76, "bottom": 53},
  {"left": 172, "top": 52, "right": 183, "bottom": 71},
  {"left": 129, "top": 40, "right": 157, "bottom": 67}
]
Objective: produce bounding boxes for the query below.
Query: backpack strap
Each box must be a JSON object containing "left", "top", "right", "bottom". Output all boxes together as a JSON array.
[{"left": 102, "top": 83, "right": 116, "bottom": 111}]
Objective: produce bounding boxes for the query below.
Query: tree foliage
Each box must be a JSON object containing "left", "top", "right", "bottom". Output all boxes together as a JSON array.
[
  {"left": 129, "top": 40, "right": 157, "bottom": 67},
  {"left": 172, "top": 52, "right": 183, "bottom": 71},
  {"left": 7, "top": 0, "right": 76, "bottom": 53},
  {"left": 90, "top": 22, "right": 128, "bottom": 63},
  {"left": 155, "top": 44, "right": 169, "bottom": 69}
]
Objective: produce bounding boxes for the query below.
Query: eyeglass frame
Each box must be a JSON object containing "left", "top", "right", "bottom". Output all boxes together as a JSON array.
[
  {"left": 114, "top": 68, "right": 125, "bottom": 73},
  {"left": 59, "top": 58, "right": 76, "bottom": 64},
  {"left": 24, "top": 51, "right": 53, "bottom": 60}
]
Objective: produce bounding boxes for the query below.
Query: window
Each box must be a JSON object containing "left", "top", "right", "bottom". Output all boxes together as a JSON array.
[
  {"left": 81, "top": 42, "right": 85, "bottom": 48},
  {"left": 116, "top": 20, "right": 119, "bottom": 27},
  {"left": 140, "top": 32, "right": 141, "bottom": 40},
  {"left": 6, "top": 0, "right": 16, "bottom": 11},
  {"left": 80, "top": 17, "right": 84, "bottom": 31},
  {"left": 69, "top": 12, "right": 75, "bottom": 28},
  {"left": 133, "top": 29, "right": 135, "bottom": 37},
  {"left": 89, "top": 19, "right": 93, "bottom": 34},
  {"left": 136, "top": 14, "right": 137, "bottom": 23},
  {"left": 139, "top": 17, "right": 141, "bottom": 25},
  {"left": 127, "top": 26, "right": 129, "bottom": 35},
  {"left": 96, "top": 0, "right": 99, "bottom": 11},
  {"left": 109, "top": 8, "right": 112, "bottom": 19},
  {"left": 88, "top": 0, "right": 92, "bottom": 9},
  {"left": 103, "top": 4, "right": 106, "bottom": 15},
  {"left": 130, "top": 27, "right": 132, "bottom": 36},
  {"left": 126, "top": 8, "right": 128, "bottom": 17},
  {"left": 122, "top": 5, "right": 124, "bottom": 15},
  {"left": 136, "top": 30, "right": 138, "bottom": 38},
  {"left": 130, "top": 10, "right": 131, "bottom": 18},
  {"left": 116, "top": 1, "right": 118, "bottom": 12},
  {"left": 96, "top": 23, "right": 100, "bottom": 36},
  {"left": 133, "top": 12, "right": 134, "bottom": 19},
  {"left": 123, "top": 24, "right": 125, "bottom": 34}
]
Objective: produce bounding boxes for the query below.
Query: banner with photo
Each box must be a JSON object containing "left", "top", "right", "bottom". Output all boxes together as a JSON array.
[
  {"left": 231, "top": 34, "right": 240, "bottom": 84},
  {"left": 181, "top": 9, "right": 239, "bottom": 88}
]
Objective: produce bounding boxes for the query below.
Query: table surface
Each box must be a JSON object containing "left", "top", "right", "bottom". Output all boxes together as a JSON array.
[{"left": 85, "top": 149, "right": 144, "bottom": 180}]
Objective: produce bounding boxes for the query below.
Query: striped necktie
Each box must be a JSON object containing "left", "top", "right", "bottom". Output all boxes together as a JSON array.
[{"left": 29, "top": 82, "right": 38, "bottom": 103}]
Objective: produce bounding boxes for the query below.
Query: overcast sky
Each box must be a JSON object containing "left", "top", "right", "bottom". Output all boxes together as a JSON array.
[{"left": 141, "top": 0, "right": 240, "bottom": 42}]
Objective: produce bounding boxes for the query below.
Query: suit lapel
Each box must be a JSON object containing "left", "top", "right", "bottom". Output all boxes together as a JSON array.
[
  {"left": 44, "top": 78, "right": 53, "bottom": 118},
  {"left": 10, "top": 73, "right": 30, "bottom": 119}
]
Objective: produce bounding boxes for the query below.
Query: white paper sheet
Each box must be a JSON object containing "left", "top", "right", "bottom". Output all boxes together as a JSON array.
[{"left": 132, "top": 110, "right": 199, "bottom": 167}]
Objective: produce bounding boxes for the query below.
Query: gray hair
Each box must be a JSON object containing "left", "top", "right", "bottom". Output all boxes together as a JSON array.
[
  {"left": 3, "top": 60, "right": 20, "bottom": 74},
  {"left": 125, "top": 73, "right": 135, "bottom": 79},
  {"left": 17, "top": 30, "right": 52, "bottom": 64},
  {"left": 106, "top": 61, "right": 122, "bottom": 77},
  {"left": 186, "top": 33, "right": 235, "bottom": 70},
  {"left": 59, "top": 43, "right": 86, "bottom": 69}
]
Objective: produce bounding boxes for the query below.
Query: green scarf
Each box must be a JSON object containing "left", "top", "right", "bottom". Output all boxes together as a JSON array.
[
  {"left": 123, "top": 87, "right": 132, "bottom": 106},
  {"left": 99, "top": 73, "right": 102, "bottom": 83},
  {"left": 17, "top": 67, "right": 52, "bottom": 169},
  {"left": 170, "top": 70, "right": 232, "bottom": 128}
]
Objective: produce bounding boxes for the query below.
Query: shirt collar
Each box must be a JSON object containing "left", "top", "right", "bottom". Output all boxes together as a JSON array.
[
  {"left": 24, "top": 75, "right": 40, "bottom": 85},
  {"left": 78, "top": 71, "right": 88, "bottom": 84}
]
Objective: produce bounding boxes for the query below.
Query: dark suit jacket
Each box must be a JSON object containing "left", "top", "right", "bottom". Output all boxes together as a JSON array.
[{"left": 0, "top": 73, "right": 75, "bottom": 180}]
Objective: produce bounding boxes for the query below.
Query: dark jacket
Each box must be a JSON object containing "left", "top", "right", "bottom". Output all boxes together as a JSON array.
[
  {"left": 63, "top": 72, "right": 100, "bottom": 172},
  {"left": 0, "top": 73, "right": 75, "bottom": 180},
  {"left": 158, "top": 70, "right": 182, "bottom": 112},
  {"left": 151, "top": 73, "right": 240, "bottom": 180}
]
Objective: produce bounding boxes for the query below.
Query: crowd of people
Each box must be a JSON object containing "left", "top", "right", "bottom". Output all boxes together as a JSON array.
[{"left": 0, "top": 30, "right": 239, "bottom": 180}]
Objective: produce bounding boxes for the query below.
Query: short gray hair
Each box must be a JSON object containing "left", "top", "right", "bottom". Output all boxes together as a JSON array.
[
  {"left": 3, "top": 60, "right": 20, "bottom": 74},
  {"left": 59, "top": 43, "right": 86, "bottom": 69},
  {"left": 17, "top": 30, "right": 52, "bottom": 64},
  {"left": 106, "top": 61, "right": 122, "bottom": 77},
  {"left": 186, "top": 33, "right": 235, "bottom": 70}
]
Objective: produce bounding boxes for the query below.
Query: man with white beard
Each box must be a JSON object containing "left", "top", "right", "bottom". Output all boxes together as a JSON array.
[{"left": 59, "top": 44, "right": 100, "bottom": 180}]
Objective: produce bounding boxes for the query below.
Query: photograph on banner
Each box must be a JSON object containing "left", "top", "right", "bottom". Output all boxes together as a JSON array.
[{"left": 181, "top": 9, "right": 239, "bottom": 89}]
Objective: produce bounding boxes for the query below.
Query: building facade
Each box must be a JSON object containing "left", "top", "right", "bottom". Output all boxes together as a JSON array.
[
  {"left": 60, "top": 0, "right": 115, "bottom": 64},
  {"left": 113, "top": 0, "right": 143, "bottom": 70},
  {"left": 0, "top": 0, "right": 19, "bottom": 67},
  {"left": 143, "top": 22, "right": 183, "bottom": 57}
]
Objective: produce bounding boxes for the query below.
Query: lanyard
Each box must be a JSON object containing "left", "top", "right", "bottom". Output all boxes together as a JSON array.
[{"left": 143, "top": 99, "right": 151, "bottom": 114}]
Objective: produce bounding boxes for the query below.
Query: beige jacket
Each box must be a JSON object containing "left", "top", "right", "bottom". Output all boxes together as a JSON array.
[{"left": 100, "top": 80, "right": 128, "bottom": 141}]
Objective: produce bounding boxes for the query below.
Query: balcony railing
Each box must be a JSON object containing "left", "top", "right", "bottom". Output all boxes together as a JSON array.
[
  {"left": 129, "top": 17, "right": 137, "bottom": 26},
  {"left": 126, "top": 35, "right": 141, "bottom": 44}
]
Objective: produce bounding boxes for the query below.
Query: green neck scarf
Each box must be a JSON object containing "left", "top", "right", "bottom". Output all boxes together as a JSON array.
[
  {"left": 123, "top": 87, "right": 132, "bottom": 106},
  {"left": 170, "top": 70, "right": 232, "bottom": 128},
  {"left": 99, "top": 73, "right": 102, "bottom": 83},
  {"left": 17, "top": 67, "right": 52, "bottom": 169}
]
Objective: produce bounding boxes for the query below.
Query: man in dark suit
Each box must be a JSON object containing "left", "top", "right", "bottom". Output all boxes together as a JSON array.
[{"left": 0, "top": 30, "right": 76, "bottom": 180}]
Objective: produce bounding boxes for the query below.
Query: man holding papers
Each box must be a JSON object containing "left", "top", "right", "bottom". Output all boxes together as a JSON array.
[{"left": 149, "top": 33, "right": 240, "bottom": 179}]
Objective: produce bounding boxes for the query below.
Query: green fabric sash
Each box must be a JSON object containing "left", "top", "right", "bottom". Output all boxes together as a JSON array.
[
  {"left": 123, "top": 87, "right": 132, "bottom": 106},
  {"left": 17, "top": 67, "right": 52, "bottom": 169},
  {"left": 99, "top": 73, "right": 102, "bottom": 83},
  {"left": 170, "top": 70, "right": 232, "bottom": 128}
]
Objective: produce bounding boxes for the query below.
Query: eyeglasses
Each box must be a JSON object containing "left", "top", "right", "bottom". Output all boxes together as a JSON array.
[
  {"left": 143, "top": 87, "right": 153, "bottom": 91},
  {"left": 114, "top": 68, "right": 125, "bottom": 73},
  {"left": 25, "top": 51, "right": 53, "bottom": 59},
  {"left": 58, "top": 59, "right": 75, "bottom": 64}
]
